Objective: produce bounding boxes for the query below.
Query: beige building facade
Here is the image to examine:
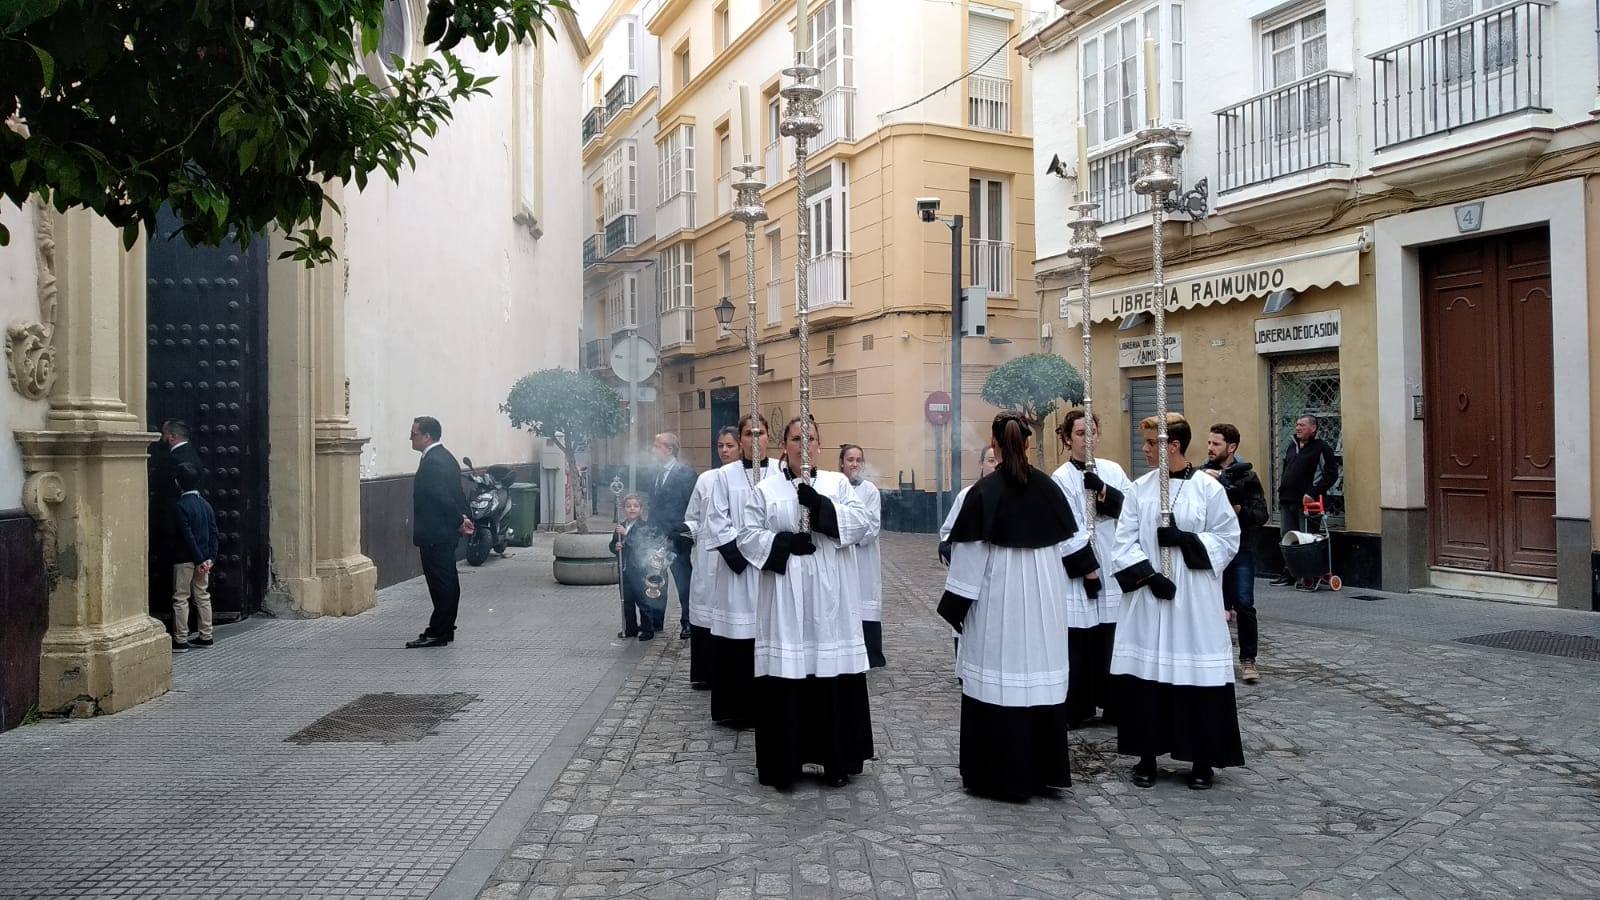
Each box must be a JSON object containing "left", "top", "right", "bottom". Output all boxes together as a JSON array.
[
  {"left": 1024, "top": 0, "right": 1598, "bottom": 608},
  {"left": 640, "top": 0, "right": 1047, "bottom": 526},
  {"left": 0, "top": 7, "right": 589, "bottom": 727}
]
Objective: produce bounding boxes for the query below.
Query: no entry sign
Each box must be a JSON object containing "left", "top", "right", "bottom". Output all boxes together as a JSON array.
[{"left": 925, "top": 391, "right": 952, "bottom": 426}]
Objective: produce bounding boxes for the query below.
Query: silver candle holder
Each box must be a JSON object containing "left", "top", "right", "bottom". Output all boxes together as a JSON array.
[
  {"left": 1133, "top": 122, "right": 1182, "bottom": 574},
  {"left": 781, "top": 60, "right": 822, "bottom": 527},
  {"left": 1065, "top": 192, "right": 1103, "bottom": 555},
  {"left": 730, "top": 160, "right": 768, "bottom": 487}
]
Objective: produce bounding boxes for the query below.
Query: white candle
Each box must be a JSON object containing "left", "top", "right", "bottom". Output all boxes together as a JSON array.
[
  {"left": 739, "top": 82, "right": 753, "bottom": 160},
  {"left": 795, "top": 0, "right": 809, "bottom": 60},
  {"left": 1144, "top": 34, "right": 1159, "bottom": 123},
  {"left": 1075, "top": 120, "right": 1090, "bottom": 187}
]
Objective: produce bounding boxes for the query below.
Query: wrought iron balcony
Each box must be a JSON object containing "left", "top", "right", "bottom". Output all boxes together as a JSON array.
[
  {"left": 967, "top": 75, "right": 1011, "bottom": 132},
  {"left": 1215, "top": 72, "right": 1352, "bottom": 193},
  {"left": 1086, "top": 138, "right": 1186, "bottom": 225},
  {"left": 605, "top": 74, "right": 639, "bottom": 123},
  {"left": 969, "top": 239, "right": 1013, "bottom": 297},
  {"left": 604, "top": 215, "right": 638, "bottom": 256},
  {"left": 817, "top": 86, "right": 857, "bottom": 150},
  {"left": 582, "top": 233, "right": 603, "bottom": 269},
  {"left": 583, "top": 337, "right": 612, "bottom": 372},
  {"left": 1367, "top": 0, "right": 1550, "bottom": 150},
  {"left": 582, "top": 106, "right": 605, "bottom": 146}
]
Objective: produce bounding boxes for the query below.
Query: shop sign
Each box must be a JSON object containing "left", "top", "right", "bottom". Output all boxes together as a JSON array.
[
  {"left": 1254, "top": 310, "right": 1341, "bottom": 355},
  {"left": 1118, "top": 333, "right": 1183, "bottom": 368}
]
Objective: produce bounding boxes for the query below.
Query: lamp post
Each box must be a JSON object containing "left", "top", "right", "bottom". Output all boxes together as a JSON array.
[{"left": 919, "top": 201, "right": 964, "bottom": 516}]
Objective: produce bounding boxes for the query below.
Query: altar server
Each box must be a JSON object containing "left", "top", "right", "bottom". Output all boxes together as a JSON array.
[
  {"left": 839, "top": 444, "right": 885, "bottom": 668},
  {"left": 685, "top": 427, "right": 743, "bottom": 691}
]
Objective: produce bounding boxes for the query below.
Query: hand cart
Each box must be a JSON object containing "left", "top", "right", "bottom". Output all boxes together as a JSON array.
[{"left": 1279, "top": 496, "right": 1341, "bottom": 592}]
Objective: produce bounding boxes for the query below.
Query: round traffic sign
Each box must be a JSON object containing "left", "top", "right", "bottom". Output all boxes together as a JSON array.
[
  {"left": 925, "top": 390, "right": 953, "bottom": 426},
  {"left": 609, "top": 335, "right": 659, "bottom": 384}
]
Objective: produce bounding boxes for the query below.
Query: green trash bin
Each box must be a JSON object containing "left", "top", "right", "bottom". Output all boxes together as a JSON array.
[{"left": 508, "top": 482, "right": 540, "bottom": 547}]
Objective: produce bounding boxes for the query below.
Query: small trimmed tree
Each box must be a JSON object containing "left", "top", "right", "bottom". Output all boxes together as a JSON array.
[
  {"left": 981, "top": 353, "right": 1084, "bottom": 464},
  {"left": 502, "top": 369, "right": 628, "bottom": 533}
]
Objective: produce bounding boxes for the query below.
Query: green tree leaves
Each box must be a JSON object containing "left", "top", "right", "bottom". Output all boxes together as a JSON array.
[
  {"left": 0, "top": 0, "right": 571, "bottom": 266},
  {"left": 981, "top": 353, "right": 1084, "bottom": 455},
  {"left": 502, "top": 369, "right": 629, "bottom": 532}
]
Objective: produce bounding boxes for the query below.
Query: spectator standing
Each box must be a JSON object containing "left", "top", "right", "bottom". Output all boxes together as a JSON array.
[
  {"left": 1272, "top": 415, "right": 1339, "bottom": 585},
  {"left": 407, "top": 416, "right": 472, "bottom": 649},
  {"left": 150, "top": 420, "right": 204, "bottom": 618},
  {"left": 170, "top": 463, "right": 220, "bottom": 649},
  {"left": 648, "top": 432, "right": 698, "bottom": 639},
  {"left": 1203, "top": 424, "right": 1270, "bottom": 684}
]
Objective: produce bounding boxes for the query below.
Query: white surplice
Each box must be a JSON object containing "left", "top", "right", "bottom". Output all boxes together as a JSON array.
[
  {"left": 1051, "top": 458, "right": 1135, "bottom": 626},
  {"left": 685, "top": 468, "right": 720, "bottom": 628},
  {"left": 842, "top": 479, "right": 883, "bottom": 621},
  {"left": 1109, "top": 469, "right": 1241, "bottom": 687},
  {"left": 701, "top": 459, "right": 782, "bottom": 640},
  {"left": 938, "top": 485, "right": 972, "bottom": 541},
  {"left": 738, "top": 468, "right": 871, "bottom": 679}
]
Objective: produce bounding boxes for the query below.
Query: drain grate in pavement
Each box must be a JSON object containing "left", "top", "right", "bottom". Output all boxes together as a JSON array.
[
  {"left": 1350, "top": 593, "right": 1385, "bottom": 602},
  {"left": 286, "top": 692, "right": 477, "bottom": 744},
  {"left": 1456, "top": 630, "right": 1600, "bottom": 663}
]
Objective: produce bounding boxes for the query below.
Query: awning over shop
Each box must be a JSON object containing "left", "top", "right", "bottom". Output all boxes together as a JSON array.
[{"left": 1059, "top": 230, "right": 1369, "bottom": 326}]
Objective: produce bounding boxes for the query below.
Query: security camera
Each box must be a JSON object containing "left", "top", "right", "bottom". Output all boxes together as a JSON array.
[{"left": 915, "top": 197, "right": 940, "bottom": 222}]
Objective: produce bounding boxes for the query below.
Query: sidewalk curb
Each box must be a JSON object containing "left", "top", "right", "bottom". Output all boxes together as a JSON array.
[{"left": 428, "top": 642, "right": 645, "bottom": 900}]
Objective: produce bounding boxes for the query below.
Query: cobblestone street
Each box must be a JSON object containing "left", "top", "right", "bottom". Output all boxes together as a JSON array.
[{"left": 3, "top": 534, "right": 1599, "bottom": 899}]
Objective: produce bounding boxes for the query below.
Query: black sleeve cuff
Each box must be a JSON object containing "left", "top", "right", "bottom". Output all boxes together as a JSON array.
[
  {"left": 762, "top": 532, "right": 793, "bottom": 575},
  {"left": 717, "top": 540, "right": 749, "bottom": 575},
  {"left": 1115, "top": 559, "right": 1156, "bottom": 593},
  {"left": 1095, "top": 485, "right": 1125, "bottom": 520},
  {"left": 937, "top": 591, "right": 974, "bottom": 633},
  {"left": 1178, "top": 533, "right": 1213, "bottom": 570},
  {"left": 1062, "top": 543, "right": 1100, "bottom": 578},
  {"left": 808, "top": 495, "right": 840, "bottom": 539}
]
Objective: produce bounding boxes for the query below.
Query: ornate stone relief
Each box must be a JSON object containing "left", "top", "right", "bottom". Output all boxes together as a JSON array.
[
  {"left": 6, "top": 198, "right": 58, "bottom": 400},
  {"left": 22, "top": 470, "right": 66, "bottom": 589}
]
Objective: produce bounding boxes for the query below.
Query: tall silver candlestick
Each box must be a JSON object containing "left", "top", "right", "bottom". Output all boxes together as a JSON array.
[
  {"left": 781, "top": 58, "right": 822, "bottom": 529},
  {"left": 1133, "top": 122, "right": 1181, "bottom": 574},
  {"left": 731, "top": 159, "right": 768, "bottom": 487},
  {"left": 1065, "top": 191, "right": 1103, "bottom": 554}
]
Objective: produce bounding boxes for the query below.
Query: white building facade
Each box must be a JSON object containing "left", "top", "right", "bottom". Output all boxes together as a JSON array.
[{"left": 1024, "top": 0, "right": 1598, "bottom": 608}]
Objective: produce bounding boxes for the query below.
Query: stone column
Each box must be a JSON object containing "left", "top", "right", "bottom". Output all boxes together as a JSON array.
[
  {"left": 264, "top": 201, "right": 375, "bottom": 617},
  {"left": 15, "top": 207, "right": 169, "bottom": 715}
]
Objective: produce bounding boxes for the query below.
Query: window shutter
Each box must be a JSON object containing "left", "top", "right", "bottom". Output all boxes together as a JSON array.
[{"left": 967, "top": 12, "right": 1010, "bottom": 79}]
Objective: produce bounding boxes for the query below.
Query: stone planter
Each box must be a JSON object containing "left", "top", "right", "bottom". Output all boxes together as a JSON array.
[{"left": 552, "top": 532, "right": 619, "bottom": 586}]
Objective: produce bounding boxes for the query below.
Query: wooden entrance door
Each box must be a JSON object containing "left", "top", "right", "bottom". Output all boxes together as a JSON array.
[{"left": 1420, "top": 228, "right": 1555, "bottom": 578}]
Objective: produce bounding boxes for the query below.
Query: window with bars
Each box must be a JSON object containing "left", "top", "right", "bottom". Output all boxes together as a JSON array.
[
  {"left": 1079, "top": 2, "right": 1184, "bottom": 147},
  {"left": 1269, "top": 353, "right": 1344, "bottom": 528}
]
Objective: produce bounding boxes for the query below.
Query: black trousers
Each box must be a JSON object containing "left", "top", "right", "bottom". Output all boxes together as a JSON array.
[
  {"left": 670, "top": 552, "right": 692, "bottom": 629},
  {"left": 420, "top": 541, "right": 461, "bottom": 639}
]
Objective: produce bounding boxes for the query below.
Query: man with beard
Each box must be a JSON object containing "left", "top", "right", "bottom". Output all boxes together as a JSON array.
[{"left": 1203, "top": 424, "right": 1270, "bottom": 685}]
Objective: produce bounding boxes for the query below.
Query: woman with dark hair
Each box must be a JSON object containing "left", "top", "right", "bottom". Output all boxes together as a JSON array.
[
  {"left": 738, "top": 417, "right": 874, "bottom": 789},
  {"left": 939, "top": 413, "right": 1080, "bottom": 801},
  {"left": 683, "top": 426, "right": 744, "bottom": 693},
  {"left": 838, "top": 444, "right": 885, "bottom": 668},
  {"left": 702, "top": 414, "right": 781, "bottom": 727}
]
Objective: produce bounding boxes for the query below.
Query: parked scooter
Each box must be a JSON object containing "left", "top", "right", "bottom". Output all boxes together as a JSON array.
[{"left": 461, "top": 457, "right": 517, "bottom": 566}]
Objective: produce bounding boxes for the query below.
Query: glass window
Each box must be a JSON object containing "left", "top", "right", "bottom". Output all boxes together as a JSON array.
[{"left": 1079, "top": 2, "right": 1185, "bottom": 147}]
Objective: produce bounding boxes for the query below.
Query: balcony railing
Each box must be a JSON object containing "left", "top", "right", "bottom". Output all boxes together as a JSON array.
[
  {"left": 1216, "top": 71, "right": 1352, "bottom": 193},
  {"left": 1367, "top": 0, "right": 1549, "bottom": 150},
  {"left": 764, "top": 139, "right": 784, "bottom": 184},
  {"left": 1086, "top": 139, "right": 1186, "bottom": 225},
  {"left": 583, "top": 337, "right": 612, "bottom": 372},
  {"left": 604, "top": 215, "right": 637, "bottom": 256},
  {"left": 660, "top": 307, "right": 694, "bottom": 347},
  {"left": 605, "top": 74, "right": 639, "bottom": 123},
  {"left": 582, "top": 106, "right": 605, "bottom": 146},
  {"left": 968, "top": 74, "right": 1012, "bottom": 132},
  {"left": 969, "top": 239, "right": 1013, "bottom": 297},
  {"left": 716, "top": 172, "right": 733, "bottom": 216},
  {"left": 818, "top": 86, "right": 857, "bottom": 150},
  {"left": 657, "top": 190, "right": 696, "bottom": 235},
  {"left": 806, "top": 250, "right": 850, "bottom": 310},
  {"left": 582, "top": 233, "right": 603, "bottom": 269}
]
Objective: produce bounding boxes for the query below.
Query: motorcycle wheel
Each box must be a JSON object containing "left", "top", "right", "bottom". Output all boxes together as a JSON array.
[
  {"left": 466, "top": 529, "right": 490, "bottom": 566},
  {"left": 494, "top": 533, "right": 509, "bottom": 555}
]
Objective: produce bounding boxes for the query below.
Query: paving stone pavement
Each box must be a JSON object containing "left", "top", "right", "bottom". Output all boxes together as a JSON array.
[
  {"left": 477, "top": 533, "right": 1600, "bottom": 900},
  {"left": 2, "top": 533, "right": 1599, "bottom": 899}
]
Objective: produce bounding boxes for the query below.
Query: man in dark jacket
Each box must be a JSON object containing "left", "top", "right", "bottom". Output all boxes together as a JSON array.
[
  {"left": 1204, "top": 424, "right": 1269, "bottom": 684},
  {"left": 151, "top": 420, "right": 203, "bottom": 558},
  {"left": 408, "top": 416, "right": 472, "bottom": 648},
  {"left": 171, "top": 463, "right": 220, "bottom": 649},
  {"left": 646, "top": 432, "right": 697, "bottom": 639},
  {"left": 1273, "top": 414, "right": 1340, "bottom": 585}
]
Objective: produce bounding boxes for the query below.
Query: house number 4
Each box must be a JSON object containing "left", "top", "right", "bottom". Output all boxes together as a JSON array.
[{"left": 1455, "top": 202, "right": 1485, "bottom": 233}]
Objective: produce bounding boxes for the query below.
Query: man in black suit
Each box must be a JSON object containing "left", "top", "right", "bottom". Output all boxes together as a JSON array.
[
  {"left": 150, "top": 420, "right": 205, "bottom": 628},
  {"left": 408, "top": 416, "right": 472, "bottom": 648},
  {"left": 647, "top": 432, "right": 697, "bottom": 640}
]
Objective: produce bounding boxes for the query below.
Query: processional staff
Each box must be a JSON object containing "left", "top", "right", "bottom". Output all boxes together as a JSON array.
[{"left": 780, "top": 12, "right": 823, "bottom": 529}]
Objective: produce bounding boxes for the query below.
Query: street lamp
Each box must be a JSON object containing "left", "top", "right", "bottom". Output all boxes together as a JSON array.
[
  {"left": 916, "top": 196, "right": 963, "bottom": 515},
  {"left": 714, "top": 296, "right": 736, "bottom": 329}
]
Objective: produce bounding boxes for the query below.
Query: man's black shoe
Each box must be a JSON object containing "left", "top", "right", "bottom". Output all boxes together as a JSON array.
[
  {"left": 679, "top": 624, "right": 692, "bottom": 640},
  {"left": 639, "top": 630, "right": 655, "bottom": 642},
  {"left": 1270, "top": 574, "right": 1293, "bottom": 586},
  {"left": 189, "top": 637, "right": 214, "bottom": 648},
  {"left": 406, "top": 636, "right": 451, "bottom": 648},
  {"left": 1131, "top": 760, "right": 1157, "bottom": 788},
  {"left": 1187, "top": 767, "right": 1215, "bottom": 790},
  {"left": 691, "top": 681, "right": 711, "bottom": 691}
]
